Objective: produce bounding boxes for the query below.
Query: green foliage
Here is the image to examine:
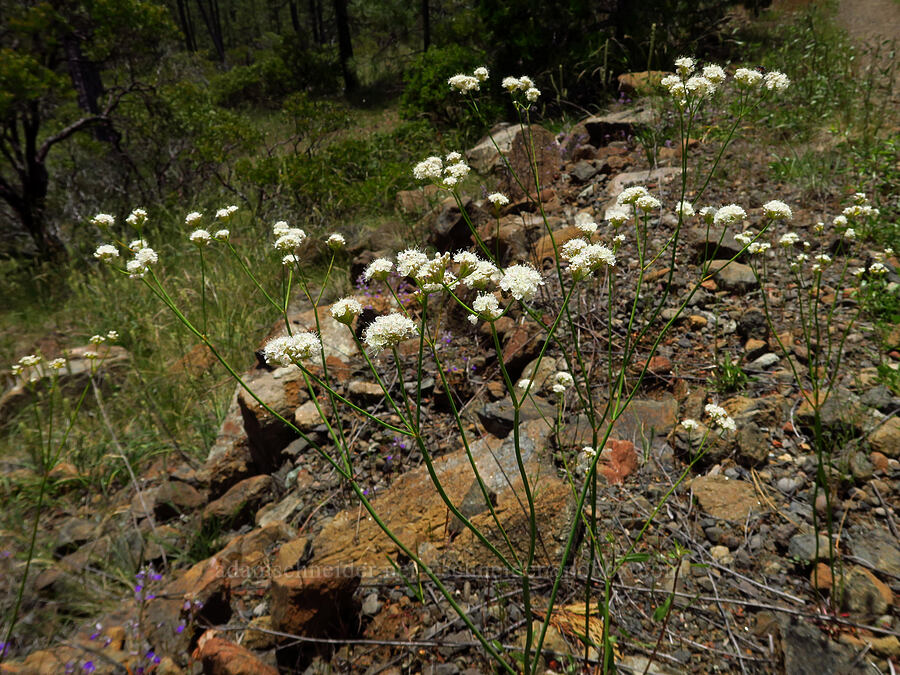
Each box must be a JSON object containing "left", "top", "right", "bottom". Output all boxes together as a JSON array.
[
  {"left": 860, "top": 278, "right": 900, "bottom": 325},
  {"left": 708, "top": 351, "right": 750, "bottom": 393},
  {"left": 400, "top": 44, "right": 496, "bottom": 130}
]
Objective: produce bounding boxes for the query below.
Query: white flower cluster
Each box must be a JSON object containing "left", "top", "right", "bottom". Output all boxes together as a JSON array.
[
  {"left": 327, "top": 233, "right": 345, "bottom": 249},
  {"left": 448, "top": 66, "right": 489, "bottom": 93},
  {"left": 659, "top": 58, "right": 725, "bottom": 106},
  {"left": 488, "top": 192, "right": 509, "bottom": 207},
  {"left": 274, "top": 223, "right": 307, "bottom": 253},
  {"left": 126, "top": 246, "right": 159, "bottom": 279},
  {"left": 713, "top": 204, "right": 746, "bottom": 227},
  {"left": 574, "top": 212, "right": 598, "bottom": 234},
  {"left": 91, "top": 213, "right": 115, "bottom": 228},
  {"left": 94, "top": 244, "right": 119, "bottom": 262},
  {"left": 331, "top": 297, "right": 362, "bottom": 325},
  {"left": 747, "top": 241, "right": 771, "bottom": 255},
  {"left": 263, "top": 332, "right": 321, "bottom": 367},
  {"left": 762, "top": 200, "right": 792, "bottom": 221},
  {"left": 551, "top": 371, "right": 574, "bottom": 396},
  {"left": 734, "top": 230, "right": 755, "bottom": 247},
  {"left": 681, "top": 418, "right": 700, "bottom": 432},
  {"left": 704, "top": 403, "right": 736, "bottom": 432},
  {"left": 811, "top": 253, "right": 832, "bottom": 273},
  {"left": 412, "top": 153, "right": 470, "bottom": 188},
  {"left": 499, "top": 264, "right": 543, "bottom": 301},
  {"left": 501, "top": 75, "right": 540, "bottom": 101},
  {"left": 185, "top": 211, "right": 203, "bottom": 225},
  {"left": 363, "top": 313, "right": 418, "bottom": 352},
  {"left": 675, "top": 201, "right": 695, "bottom": 218},
  {"left": 606, "top": 207, "right": 630, "bottom": 226},
  {"left": 364, "top": 258, "right": 393, "bottom": 282},
  {"left": 472, "top": 293, "right": 502, "bottom": 320},
  {"left": 779, "top": 232, "right": 800, "bottom": 247},
  {"left": 214, "top": 229, "right": 229, "bottom": 241},
  {"left": 763, "top": 71, "right": 790, "bottom": 92},
  {"left": 189, "top": 229, "right": 212, "bottom": 246},
  {"left": 216, "top": 205, "right": 238, "bottom": 220},
  {"left": 564, "top": 241, "right": 617, "bottom": 280},
  {"left": 615, "top": 185, "right": 660, "bottom": 212},
  {"left": 734, "top": 68, "right": 763, "bottom": 88},
  {"left": 699, "top": 206, "right": 717, "bottom": 224},
  {"left": 126, "top": 208, "right": 148, "bottom": 226}
]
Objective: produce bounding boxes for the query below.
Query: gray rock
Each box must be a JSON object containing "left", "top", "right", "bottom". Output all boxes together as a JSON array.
[
  {"left": 787, "top": 533, "right": 832, "bottom": 563},
  {"left": 748, "top": 353, "right": 779, "bottom": 370},
  {"left": 477, "top": 396, "right": 556, "bottom": 438},
  {"left": 778, "top": 616, "right": 859, "bottom": 675},
  {"left": 705, "top": 260, "right": 758, "bottom": 293},
  {"left": 570, "top": 160, "right": 598, "bottom": 183}
]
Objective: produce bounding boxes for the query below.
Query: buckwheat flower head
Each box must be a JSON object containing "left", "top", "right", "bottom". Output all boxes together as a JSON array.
[
  {"left": 134, "top": 247, "right": 158, "bottom": 267},
  {"left": 327, "top": 233, "right": 345, "bottom": 249},
  {"left": 453, "top": 250, "right": 479, "bottom": 275},
  {"left": 734, "top": 68, "right": 762, "bottom": 88},
  {"left": 852, "top": 192, "right": 868, "bottom": 204},
  {"left": 468, "top": 314, "right": 478, "bottom": 325},
  {"left": 519, "top": 75, "right": 535, "bottom": 89},
  {"left": 582, "top": 446, "right": 597, "bottom": 458},
  {"left": 49, "top": 358, "right": 66, "bottom": 370},
  {"left": 94, "top": 244, "right": 119, "bottom": 262},
  {"left": 734, "top": 231, "right": 754, "bottom": 247},
  {"left": 413, "top": 156, "right": 443, "bottom": 181},
  {"left": 19, "top": 354, "right": 41, "bottom": 367},
  {"left": 473, "top": 293, "right": 502, "bottom": 319},
  {"left": 263, "top": 332, "right": 321, "bottom": 366},
  {"left": 185, "top": 211, "right": 203, "bottom": 225},
  {"left": 686, "top": 75, "right": 713, "bottom": 98},
  {"left": 763, "top": 70, "right": 790, "bottom": 92},
  {"left": 704, "top": 403, "right": 736, "bottom": 432},
  {"left": 869, "top": 262, "right": 888, "bottom": 275},
  {"left": 445, "top": 151, "right": 462, "bottom": 164},
  {"left": 126, "top": 208, "right": 147, "bottom": 226},
  {"left": 676, "top": 201, "right": 695, "bottom": 218},
  {"left": 414, "top": 252, "right": 451, "bottom": 287},
  {"left": 779, "top": 232, "right": 800, "bottom": 247},
  {"left": 214, "top": 229, "right": 229, "bottom": 241},
  {"left": 569, "top": 243, "right": 617, "bottom": 280},
  {"left": 561, "top": 238, "right": 588, "bottom": 260},
  {"left": 331, "top": 297, "right": 362, "bottom": 325},
  {"left": 282, "top": 254, "right": 297, "bottom": 266},
  {"left": 516, "top": 378, "right": 531, "bottom": 390},
  {"left": 702, "top": 64, "right": 726, "bottom": 85},
  {"left": 635, "top": 194, "right": 662, "bottom": 212},
  {"left": 699, "top": 206, "right": 717, "bottom": 224},
  {"left": 616, "top": 186, "right": 649, "bottom": 207},
  {"left": 748, "top": 241, "right": 771, "bottom": 255},
  {"left": 396, "top": 248, "right": 428, "bottom": 277},
  {"left": 462, "top": 259, "right": 501, "bottom": 289},
  {"left": 885, "top": 247, "right": 894, "bottom": 256},
  {"left": 488, "top": 192, "right": 509, "bottom": 207},
  {"left": 444, "top": 161, "right": 470, "bottom": 181},
  {"left": 790, "top": 252, "right": 809, "bottom": 271},
  {"left": 674, "top": 56, "right": 695, "bottom": 77},
  {"left": 554, "top": 371, "right": 574, "bottom": 388},
  {"left": 89, "top": 334, "right": 105, "bottom": 345},
  {"left": 448, "top": 74, "right": 480, "bottom": 93},
  {"left": 273, "top": 221, "right": 290, "bottom": 237},
  {"left": 91, "top": 213, "right": 115, "bottom": 228},
  {"left": 853, "top": 266, "right": 867, "bottom": 278},
  {"left": 126, "top": 259, "right": 146, "bottom": 278},
  {"left": 681, "top": 418, "right": 699, "bottom": 431},
  {"left": 10, "top": 364, "right": 22, "bottom": 376},
  {"left": 364, "top": 258, "right": 393, "bottom": 282},
  {"left": 713, "top": 204, "right": 746, "bottom": 227},
  {"left": 613, "top": 233, "right": 626, "bottom": 244},
  {"left": 500, "top": 264, "right": 543, "bottom": 301},
  {"left": 474, "top": 66, "right": 489, "bottom": 81},
  {"left": 607, "top": 208, "right": 630, "bottom": 226},
  {"left": 843, "top": 228, "right": 856, "bottom": 240},
  {"left": 814, "top": 221, "right": 825, "bottom": 233},
  {"left": 525, "top": 87, "right": 541, "bottom": 102},
  {"left": 502, "top": 76, "right": 521, "bottom": 92},
  {"left": 660, "top": 74, "right": 681, "bottom": 92},
  {"left": 843, "top": 204, "right": 879, "bottom": 219},
  {"left": 216, "top": 205, "right": 238, "bottom": 220},
  {"left": 574, "top": 212, "right": 598, "bottom": 234},
  {"left": 815, "top": 253, "right": 832, "bottom": 265},
  {"left": 128, "top": 239, "right": 149, "bottom": 251},
  {"left": 762, "top": 200, "right": 792, "bottom": 221},
  {"left": 274, "top": 228, "right": 306, "bottom": 252},
  {"left": 363, "top": 313, "right": 417, "bottom": 352},
  {"left": 189, "top": 229, "right": 212, "bottom": 246},
  {"left": 106, "top": 330, "right": 118, "bottom": 341},
  {"left": 84, "top": 351, "right": 100, "bottom": 360}
]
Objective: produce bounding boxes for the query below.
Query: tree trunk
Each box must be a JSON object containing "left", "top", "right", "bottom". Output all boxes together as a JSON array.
[
  {"left": 176, "top": 0, "right": 197, "bottom": 51},
  {"left": 289, "top": 0, "right": 301, "bottom": 33},
  {"left": 196, "top": 0, "right": 226, "bottom": 62},
  {"left": 422, "top": 0, "right": 430, "bottom": 52},
  {"left": 332, "top": 0, "right": 358, "bottom": 92}
]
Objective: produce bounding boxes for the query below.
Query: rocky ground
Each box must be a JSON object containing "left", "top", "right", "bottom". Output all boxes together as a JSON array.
[{"left": 1, "top": 87, "right": 898, "bottom": 675}]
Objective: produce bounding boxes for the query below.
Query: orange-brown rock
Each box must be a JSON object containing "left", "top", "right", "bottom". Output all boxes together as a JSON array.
[
  {"left": 270, "top": 570, "right": 361, "bottom": 638},
  {"left": 193, "top": 637, "right": 278, "bottom": 675}
]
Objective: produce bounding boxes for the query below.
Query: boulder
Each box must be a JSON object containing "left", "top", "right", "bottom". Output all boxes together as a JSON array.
[
  {"left": 270, "top": 570, "right": 361, "bottom": 638},
  {"left": 582, "top": 108, "right": 657, "bottom": 146},
  {"left": 193, "top": 636, "right": 278, "bottom": 675},
  {"left": 203, "top": 475, "right": 276, "bottom": 528}
]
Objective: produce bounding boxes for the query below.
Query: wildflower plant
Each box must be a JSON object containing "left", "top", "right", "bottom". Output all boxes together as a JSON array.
[{"left": 86, "top": 57, "right": 800, "bottom": 673}]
